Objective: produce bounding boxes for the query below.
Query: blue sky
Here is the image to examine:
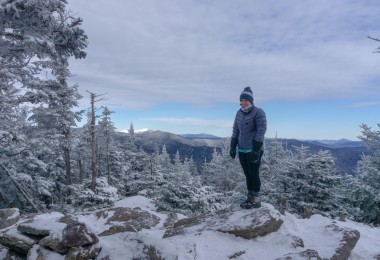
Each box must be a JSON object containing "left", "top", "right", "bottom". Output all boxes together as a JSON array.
[{"left": 67, "top": 0, "right": 380, "bottom": 140}]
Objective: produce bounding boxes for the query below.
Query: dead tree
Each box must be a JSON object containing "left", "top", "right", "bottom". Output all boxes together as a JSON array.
[{"left": 87, "top": 91, "right": 107, "bottom": 192}]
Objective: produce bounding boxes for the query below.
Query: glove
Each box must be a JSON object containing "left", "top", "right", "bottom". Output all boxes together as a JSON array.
[
  {"left": 250, "top": 151, "right": 260, "bottom": 163},
  {"left": 250, "top": 141, "right": 263, "bottom": 163},
  {"left": 230, "top": 137, "right": 238, "bottom": 159},
  {"left": 230, "top": 149, "right": 236, "bottom": 159}
]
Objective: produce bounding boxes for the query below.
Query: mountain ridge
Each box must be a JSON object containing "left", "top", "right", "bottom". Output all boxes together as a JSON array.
[{"left": 116, "top": 130, "right": 372, "bottom": 174}]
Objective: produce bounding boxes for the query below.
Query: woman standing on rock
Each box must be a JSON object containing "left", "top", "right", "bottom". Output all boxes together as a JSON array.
[{"left": 229, "top": 86, "right": 267, "bottom": 209}]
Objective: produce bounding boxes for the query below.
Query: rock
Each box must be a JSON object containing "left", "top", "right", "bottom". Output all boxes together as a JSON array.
[
  {"left": 96, "top": 207, "right": 160, "bottom": 236},
  {"left": 17, "top": 220, "right": 50, "bottom": 237},
  {"left": 39, "top": 232, "right": 68, "bottom": 254},
  {"left": 325, "top": 224, "right": 360, "bottom": 260},
  {"left": 0, "top": 227, "right": 37, "bottom": 255},
  {"left": 58, "top": 214, "right": 78, "bottom": 225},
  {"left": 276, "top": 249, "right": 322, "bottom": 260},
  {"left": 164, "top": 205, "right": 283, "bottom": 240},
  {"left": 17, "top": 212, "right": 66, "bottom": 237},
  {"left": 0, "top": 208, "right": 20, "bottom": 230},
  {"left": 28, "top": 244, "right": 64, "bottom": 260},
  {"left": 289, "top": 235, "right": 304, "bottom": 248},
  {"left": 64, "top": 243, "right": 101, "bottom": 260},
  {"left": 217, "top": 207, "right": 283, "bottom": 239},
  {"left": 61, "top": 222, "right": 98, "bottom": 248},
  {"left": 163, "top": 212, "right": 178, "bottom": 228}
]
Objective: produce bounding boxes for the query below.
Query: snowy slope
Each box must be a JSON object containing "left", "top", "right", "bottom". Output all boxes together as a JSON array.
[
  {"left": 89, "top": 196, "right": 380, "bottom": 259},
  {"left": 1, "top": 196, "right": 379, "bottom": 259}
]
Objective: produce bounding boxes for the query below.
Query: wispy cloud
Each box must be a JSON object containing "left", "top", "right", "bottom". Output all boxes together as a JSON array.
[{"left": 142, "top": 117, "right": 233, "bottom": 128}]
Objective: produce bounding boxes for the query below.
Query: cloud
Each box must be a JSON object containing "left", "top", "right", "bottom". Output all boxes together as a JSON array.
[
  {"left": 67, "top": 0, "right": 380, "bottom": 110},
  {"left": 142, "top": 117, "right": 233, "bottom": 128}
]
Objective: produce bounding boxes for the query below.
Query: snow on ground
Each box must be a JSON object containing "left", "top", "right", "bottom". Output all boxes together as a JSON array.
[
  {"left": 3, "top": 195, "right": 378, "bottom": 259},
  {"left": 76, "top": 196, "right": 380, "bottom": 259}
]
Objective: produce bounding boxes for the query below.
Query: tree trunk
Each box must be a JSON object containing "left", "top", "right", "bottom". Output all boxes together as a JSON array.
[
  {"left": 0, "top": 164, "right": 40, "bottom": 213},
  {"left": 90, "top": 93, "right": 97, "bottom": 192},
  {"left": 64, "top": 147, "right": 72, "bottom": 185},
  {"left": 78, "top": 159, "right": 84, "bottom": 184}
]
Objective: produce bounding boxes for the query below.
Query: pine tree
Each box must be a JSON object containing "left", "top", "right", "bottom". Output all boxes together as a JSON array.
[
  {"left": 0, "top": 0, "right": 87, "bottom": 209},
  {"left": 97, "top": 106, "right": 116, "bottom": 184}
]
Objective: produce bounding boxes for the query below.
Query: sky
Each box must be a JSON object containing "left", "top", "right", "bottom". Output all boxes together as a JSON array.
[
  {"left": 5, "top": 195, "right": 380, "bottom": 259},
  {"left": 66, "top": 0, "right": 380, "bottom": 140}
]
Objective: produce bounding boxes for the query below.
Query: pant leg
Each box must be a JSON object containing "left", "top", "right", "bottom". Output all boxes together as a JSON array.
[{"left": 239, "top": 151, "right": 263, "bottom": 193}]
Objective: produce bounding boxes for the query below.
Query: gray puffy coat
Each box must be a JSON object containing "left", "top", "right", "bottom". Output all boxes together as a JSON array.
[{"left": 231, "top": 106, "right": 267, "bottom": 150}]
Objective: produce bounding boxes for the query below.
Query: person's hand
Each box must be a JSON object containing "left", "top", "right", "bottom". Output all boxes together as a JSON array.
[
  {"left": 251, "top": 140, "right": 263, "bottom": 163},
  {"left": 230, "top": 149, "right": 236, "bottom": 159},
  {"left": 250, "top": 151, "right": 260, "bottom": 163}
]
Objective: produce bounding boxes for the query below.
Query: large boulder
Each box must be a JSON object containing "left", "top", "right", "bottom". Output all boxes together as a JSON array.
[
  {"left": 61, "top": 222, "right": 98, "bottom": 248},
  {"left": 0, "top": 227, "right": 37, "bottom": 255},
  {"left": 164, "top": 205, "right": 283, "bottom": 240},
  {"left": 39, "top": 232, "right": 69, "bottom": 254}
]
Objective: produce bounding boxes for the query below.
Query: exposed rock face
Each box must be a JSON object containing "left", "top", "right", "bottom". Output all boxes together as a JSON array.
[
  {"left": 0, "top": 208, "right": 20, "bottom": 230},
  {"left": 39, "top": 232, "right": 69, "bottom": 254},
  {"left": 325, "top": 224, "right": 360, "bottom": 260},
  {"left": 164, "top": 206, "right": 283, "bottom": 239},
  {"left": 96, "top": 207, "right": 160, "bottom": 236},
  {"left": 61, "top": 222, "right": 99, "bottom": 247}
]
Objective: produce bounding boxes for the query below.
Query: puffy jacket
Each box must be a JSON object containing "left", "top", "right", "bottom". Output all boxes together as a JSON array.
[{"left": 231, "top": 105, "right": 267, "bottom": 150}]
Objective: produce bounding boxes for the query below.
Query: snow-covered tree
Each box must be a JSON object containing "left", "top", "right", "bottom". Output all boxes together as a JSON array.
[
  {"left": 97, "top": 106, "right": 116, "bottom": 183},
  {"left": 0, "top": 0, "right": 87, "bottom": 210}
]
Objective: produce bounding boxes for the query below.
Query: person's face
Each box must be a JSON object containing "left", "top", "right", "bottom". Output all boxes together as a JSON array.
[{"left": 240, "top": 99, "right": 251, "bottom": 108}]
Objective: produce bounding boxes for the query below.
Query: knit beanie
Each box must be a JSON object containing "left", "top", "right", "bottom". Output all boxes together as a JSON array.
[{"left": 240, "top": 86, "right": 253, "bottom": 103}]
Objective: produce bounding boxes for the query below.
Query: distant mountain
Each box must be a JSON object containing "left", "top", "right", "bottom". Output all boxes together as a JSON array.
[
  {"left": 304, "top": 139, "right": 366, "bottom": 148},
  {"left": 115, "top": 130, "right": 223, "bottom": 167},
  {"left": 115, "top": 130, "right": 372, "bottom": 175},
  {"left": 267, "top": 138, "right": 372, "bottom": 175},
  {"left": 179, "top": 133, "right": 224, "bottom": 140}
]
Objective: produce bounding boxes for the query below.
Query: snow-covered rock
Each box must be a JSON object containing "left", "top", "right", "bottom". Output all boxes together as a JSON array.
[{"left": 0, "top": 195, "right": 377, "bottom": 259}]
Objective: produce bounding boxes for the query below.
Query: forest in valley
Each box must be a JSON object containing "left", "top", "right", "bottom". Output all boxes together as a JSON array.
[{"left": 1, "top": 0, "right": 379, "bottom": 225}]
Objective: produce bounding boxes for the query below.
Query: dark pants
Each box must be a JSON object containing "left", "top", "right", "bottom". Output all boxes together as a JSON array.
[{"left": 238, "top": 151, "right": 263, "bottom": 194}]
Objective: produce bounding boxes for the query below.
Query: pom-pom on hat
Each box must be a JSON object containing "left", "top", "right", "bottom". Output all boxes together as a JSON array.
[{"left": 240, "top": 86, "right": 253, "bottom": 103}]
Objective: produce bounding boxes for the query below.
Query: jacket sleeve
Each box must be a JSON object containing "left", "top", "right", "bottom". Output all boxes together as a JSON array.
[
  {"left": 231, "top": 111, "right": 239, "bottom": 141},
  {"left": 254, "top": 108, "right": 267, "bottom": 142}
]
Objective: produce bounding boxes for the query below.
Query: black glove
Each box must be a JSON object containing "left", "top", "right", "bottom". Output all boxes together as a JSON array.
[
  {"left": 230, "top": 138, "right": 238, "bottom": 159},
  {"left": 250, "top": 151, "right": 260, "bottom": 163},
  {"left": 230, "top": 149, "right": 236, "bottom": 159},
  {"left": 250, "top": 141, "right": 263, "bottom": 163}
]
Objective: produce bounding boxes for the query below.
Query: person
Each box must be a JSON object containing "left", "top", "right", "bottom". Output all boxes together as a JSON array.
[{"left": 230, "top": 86, "right": 267, "bottom": 209}]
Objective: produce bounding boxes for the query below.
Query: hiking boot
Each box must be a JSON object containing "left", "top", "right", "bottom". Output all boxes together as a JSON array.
[{"left": 240, "top": 195, "right": 261, "bottom": 209}]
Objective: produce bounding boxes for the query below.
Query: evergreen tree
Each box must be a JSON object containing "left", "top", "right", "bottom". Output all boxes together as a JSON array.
[
  {"left": 0, "top": 0, "right": 87, "bottom": 210},
  {"left": 354, "top": 123, "right": 380, "bottom": 223},
  {"left": 97, "top": 106, "right": 116, "bottom": 183}
]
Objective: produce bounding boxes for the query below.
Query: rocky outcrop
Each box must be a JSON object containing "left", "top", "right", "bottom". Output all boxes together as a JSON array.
[
  {"left": 96, "top": 207, "right": 160, "bottom": 236},
  {"left": 0, "top": 200, "right": 364, "bottom": 259},
  {"left": 164, "top": 206, "right": 283, "bottom": 239},
  {"left": 325, "top": 224, "right": 360, "bottom": 260},
  {"left": 0, "top": 212, "right": 100, "bottom": 259}
]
